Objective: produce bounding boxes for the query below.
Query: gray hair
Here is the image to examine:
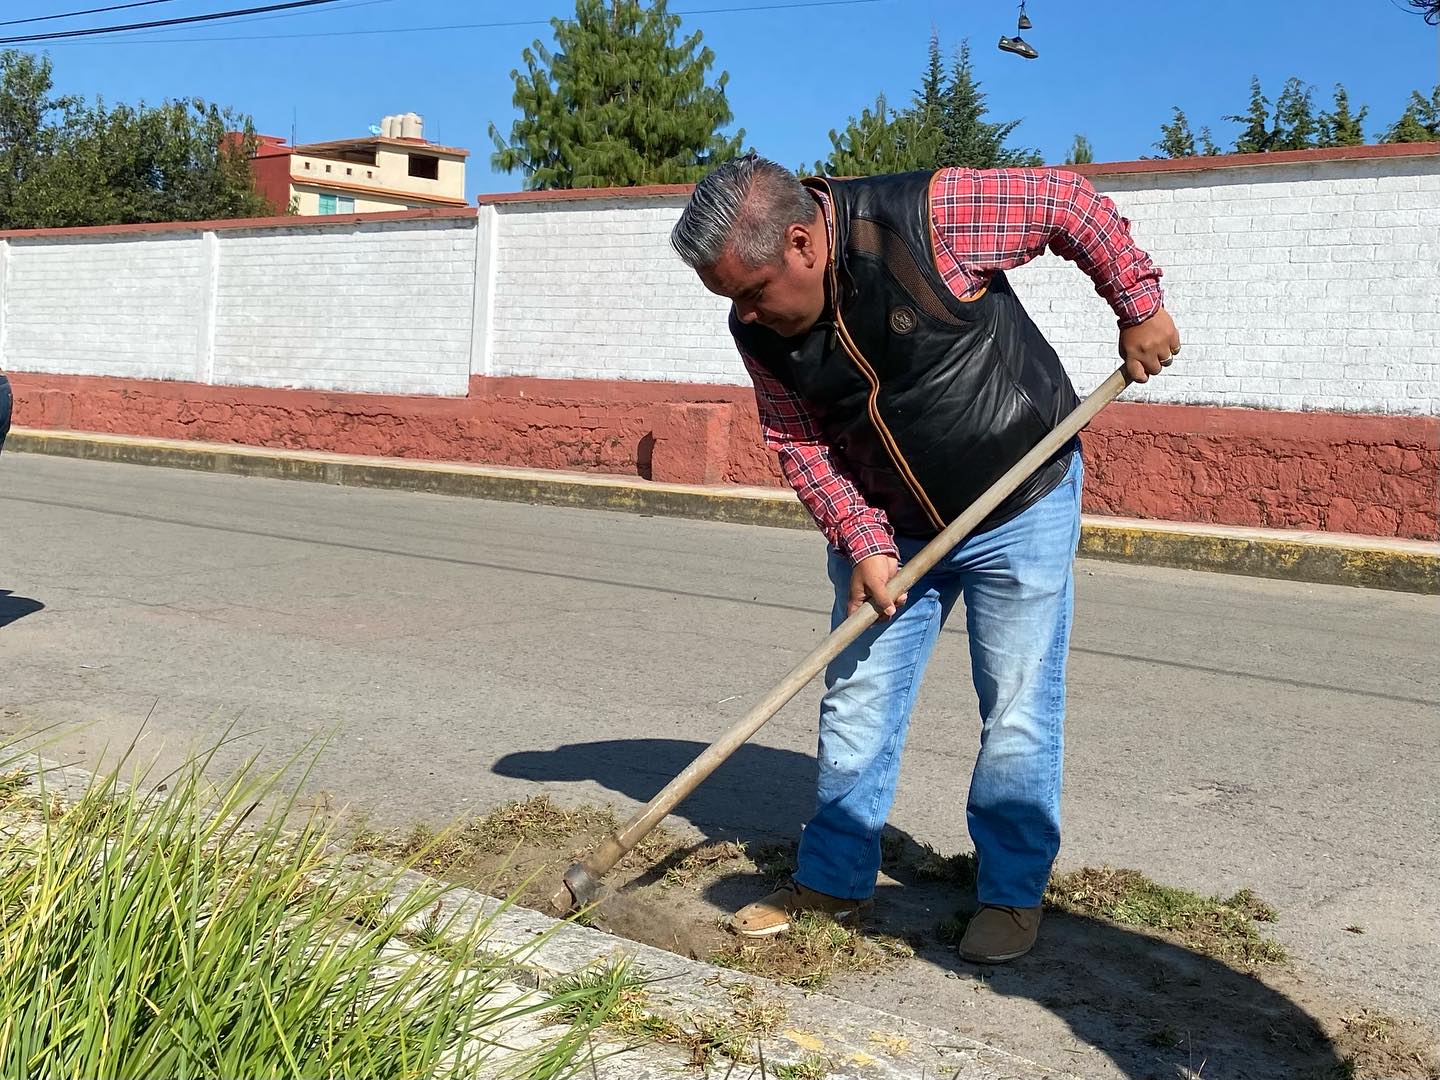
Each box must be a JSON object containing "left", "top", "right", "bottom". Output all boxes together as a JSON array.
[{"left": 670, "top": 154, "right": 817, "bottom": 270}]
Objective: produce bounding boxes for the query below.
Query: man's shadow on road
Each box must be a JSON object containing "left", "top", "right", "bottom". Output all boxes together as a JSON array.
[
  {"left": 0, "top": 590, "right": 43, "bottom": 629},
  {"left": 494, "top": 738, "right": 1347, "bottom": 1080}
]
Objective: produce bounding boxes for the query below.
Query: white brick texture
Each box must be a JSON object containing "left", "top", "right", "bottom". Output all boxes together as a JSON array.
[
  {"left": 483, "top": 156, "right": 1438, "bottom": 415},
  {"left": 487, "top": 199, "right": 740, "bottom": 384},
  {"left": 1006, "top": 156, "right": 1440, "bottom": 415},
  {"left": 2, "top": 234, "right": 205, "bottom": 381},
  {"left": 0, "top": 218, "right": 477, "bottom": 396},
  {"left": 1, "top": 154, "right": 1435, "bottom": 413},
  {"left": 213, "top": 219, "right": 476, "bottom": 395}
]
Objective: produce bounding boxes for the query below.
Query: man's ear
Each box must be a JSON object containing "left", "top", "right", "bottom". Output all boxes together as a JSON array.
[{"left": 789, "top": 221, "right": 820, "bottom": 269}]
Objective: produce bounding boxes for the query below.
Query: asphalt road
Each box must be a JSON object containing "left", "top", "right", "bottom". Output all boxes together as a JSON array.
[{"left": 2, "top": 452, "right": 1437, "bottom": 1030}]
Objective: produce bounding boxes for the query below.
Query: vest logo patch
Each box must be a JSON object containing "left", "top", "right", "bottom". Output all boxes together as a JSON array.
[{"left": 888, "top": 306, "right": 917, "bottom": 335}]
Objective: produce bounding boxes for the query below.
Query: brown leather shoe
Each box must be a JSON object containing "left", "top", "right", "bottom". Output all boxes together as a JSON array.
[
  {"left": 957, "top": 904, "right": 1042, "bottom": 963},
  {"left": 729, "top": 880, "right": 871, "bottom": 938}
]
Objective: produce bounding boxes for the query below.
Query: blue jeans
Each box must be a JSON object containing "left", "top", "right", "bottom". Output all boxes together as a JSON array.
[{"left": 795, "top": 452, "right": 1083, "bottom": 908}]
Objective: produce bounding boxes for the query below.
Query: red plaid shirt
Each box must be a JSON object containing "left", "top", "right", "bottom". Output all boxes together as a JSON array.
[{"left": 737, "top": 168, "right": 1165, "bottom": 564}]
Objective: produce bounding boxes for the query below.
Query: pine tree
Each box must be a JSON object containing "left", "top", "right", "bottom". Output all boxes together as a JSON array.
[
  {"left": 815, "top": 35, "right": 1038, "bottom": 175},
  {"left": 1317, "top": 84, "right": 1368, "bottom": 147},
  {"left": 1272, "top": 77, "right": 1318, "bottom": 150},
  {"left": 1198, "top": 126, "right": 1220, "bottom": 155},
  {"left": 907, "top": 29, "right": 947, "bottom": 166},
  {"left": 917, "top": 30, "right": 946, "bottom": 124},
  {"left": 1153, "top": 107, "right": 1196, "bottom": 157},
  {"left": 937, "top": 41, "right": 1042, "bottom": 168},
  {"left": 489, "top": 0, "right": 743, "bottom": 189},
  {"left": 1384, "top": 84, "right": 1440, "bottom": 142},
  {"left": 1064, "top": 133, "right": 1094, "bottom": 165},
  {"left": 1227, "top": 77, "right": 1276, "bottom": 153},
  {"left": 814, "top": 95, "right": 932, "bottom": 176}
]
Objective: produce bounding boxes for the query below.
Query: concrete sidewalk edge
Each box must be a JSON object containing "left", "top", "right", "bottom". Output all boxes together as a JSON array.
[
  {"left": 17, "top": 757, "right": 1067, "bottom": 1080},
  {"left": 11, "top": 426, "right": 1437, "bottom": 594},
  {"left": 372, "top": 861, "right": 1075, "bottom": 1080}
]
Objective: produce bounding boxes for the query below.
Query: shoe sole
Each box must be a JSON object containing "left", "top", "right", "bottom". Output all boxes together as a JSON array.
[
  {"left": 732, "top": 920, "right": 792, "bottom": 938},
  {"left": 958, "top": 942, "right": 1034, "bottom": 964},
  {"left": 730, "top": 907, "right": 866, "bottom": 939}
]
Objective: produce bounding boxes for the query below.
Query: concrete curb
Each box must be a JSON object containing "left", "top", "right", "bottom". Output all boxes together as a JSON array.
[
  {"left": 12, "top": 757, "right": 1065, "bottom": 1079},
  {"left": 11, "top": 426, "right": 1438, "bottom": 594},
  {"left": 371, "top": 861, "right": 1074, "bottom": 1080}
]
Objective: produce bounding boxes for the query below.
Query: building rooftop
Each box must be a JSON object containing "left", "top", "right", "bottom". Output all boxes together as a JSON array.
[{"left": 292, "top": 136, "right": 470, "bottom": 160}]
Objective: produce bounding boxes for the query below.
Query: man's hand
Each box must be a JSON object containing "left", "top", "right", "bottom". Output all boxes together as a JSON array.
[
  {"left": 1118, "top": 306, "right": 1181, "bottom": 384},
  {"left": 848, "top": 554, "right": 908, "bottom": 620}
]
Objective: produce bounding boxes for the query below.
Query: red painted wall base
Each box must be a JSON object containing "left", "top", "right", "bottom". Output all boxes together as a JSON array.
[{"left": 10, "top": 372, "right": 1437, "bottom": 540}]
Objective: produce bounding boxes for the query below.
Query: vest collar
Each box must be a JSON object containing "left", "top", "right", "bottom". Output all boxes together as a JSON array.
[{"left": 803, "top": 176, "right": 853, "bottom": 319}]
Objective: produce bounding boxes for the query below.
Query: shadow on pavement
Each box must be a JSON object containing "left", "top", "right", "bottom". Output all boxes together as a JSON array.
[
  {"left": 0, "top": 590, "right": 44, "bottom": 629},
  {"left": 493, "top": 737, "right": 818, "bottom": 845},
  {"left": 494, "top": 737, "right": 1349, "bottom": 1080}
]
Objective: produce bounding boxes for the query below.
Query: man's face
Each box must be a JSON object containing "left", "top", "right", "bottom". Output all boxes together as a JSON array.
[{"left": 697, "top": 211, "right": 828, "bottom": 338}]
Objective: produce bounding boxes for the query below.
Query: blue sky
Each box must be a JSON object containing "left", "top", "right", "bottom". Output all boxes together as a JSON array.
[{"left": 20, "top": 0, "right": 1440, "bottom": 199}]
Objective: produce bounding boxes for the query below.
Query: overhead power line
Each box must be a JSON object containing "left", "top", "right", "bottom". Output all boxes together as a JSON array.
[
  {"left": 0, "top": 0, "right": 181, "bottom": 28},
  {"left": 114, "top": 0, "right": 406, "bottom": 35},
  {"left": 31, "top": 0, "right": 886, "bottom": 46},
  {"left": 0, "top": 0, "right": 355, "bottom": 44}
]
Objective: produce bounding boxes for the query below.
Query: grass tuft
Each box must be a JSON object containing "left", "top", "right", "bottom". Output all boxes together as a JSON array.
[
  {"left": 547, "top": 962, "right": 779, "bottom": 1068},
  {"left": 1044, "top": 866, "right": 1287, "bottom": 967},
  {"left": 723, "top": 981, "right": 789, "bottom": 1035},
  {"left": 467, "top": 796, "right": 618, "bottom": 854},
  {"left": 1339, "top": 1010, "right": 1394, "bottom": 1044},
  {"left": 0, "top": 743, "right": 641, "bottom": 1080},
  {"left": 711, "top": 912, "right": 898, "bottom": 990},
  {"left": 775, "top": 1054, "right": 829, "bottom": 1079},
  {"left": 0, "top": 768, "right": 27, "bottom": 807},
  {"left": 659, "top": 840, "right": 746, "bottom": 890},
  {"left": 911, "top": 845, "right": 978, "bottom": 887}
]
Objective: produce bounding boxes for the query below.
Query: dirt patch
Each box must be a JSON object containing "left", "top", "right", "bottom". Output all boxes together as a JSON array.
[
  {"left": 1336, "top": 1010, "right": 1440, "bottom": 1080},
  {"left": 347, "top": 800, "right": 1440, "bottom": 1080},
  {"left": 586, "top": 888, "right": 729, "bottom": 960},
  {"left": 348, "top": 795, "right": 740, "bottom": 959},
  {"left": 713, "top": 912, "right": 917, "bottom": 991}
]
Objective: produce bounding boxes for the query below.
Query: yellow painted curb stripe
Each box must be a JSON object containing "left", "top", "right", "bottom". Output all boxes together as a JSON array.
[{"left": 9, "top": 429, "right": 1436, "bottom": 595}]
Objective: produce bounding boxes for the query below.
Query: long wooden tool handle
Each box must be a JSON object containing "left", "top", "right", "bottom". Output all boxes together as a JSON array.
[{"left": 549, "top": 367, "right": 1131, "bottom": 907}]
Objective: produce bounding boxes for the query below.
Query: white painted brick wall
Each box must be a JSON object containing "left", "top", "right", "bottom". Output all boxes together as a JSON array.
[
  {"left": 486, "top": 154, "right": 1439, "bottom": 415},
  {"left": 1006, "top": 156, "right": 1440, "bottom": 415},
  {"left": 487, "top": 199, "right": 740, "bottom": 384},
  {"left": 1, "top": 234, "right": 205, "bottom": 381},
  {"left": 213, "top": 218, "right": 476, "bottom": 395},
  {"left": 0, "top": 217, "right": 477, "bottom": 397},
  {"left": 2, "top": 153, "right": 1435, "bottom": 414}
]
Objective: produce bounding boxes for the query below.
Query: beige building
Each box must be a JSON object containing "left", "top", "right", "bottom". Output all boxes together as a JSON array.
[{"left": 250, "top": 113, "right": 469, "bottom": 215}]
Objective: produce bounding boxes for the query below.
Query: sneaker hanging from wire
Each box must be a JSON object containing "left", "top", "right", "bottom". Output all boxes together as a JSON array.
[
  {"left": 998, "top": 35, "right": 1038, "bottom": 59},
  {"left": 1017, "top": 1, "right": 1032, "bottom": 30}
]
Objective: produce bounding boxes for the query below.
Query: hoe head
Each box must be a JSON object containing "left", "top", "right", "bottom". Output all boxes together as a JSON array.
[{"left": 548, "top": 859, "right": 604, "bottom": 916}]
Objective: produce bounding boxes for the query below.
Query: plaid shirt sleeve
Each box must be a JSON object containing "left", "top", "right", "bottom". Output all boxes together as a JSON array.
[
  {"left": 738, "top": 346, "right": 897, "bottom": 565},
  {"left": 929, "top": 167, "right": 1165, "bottom": 327}
]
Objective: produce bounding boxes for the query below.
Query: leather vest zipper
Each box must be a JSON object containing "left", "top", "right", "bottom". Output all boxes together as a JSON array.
[
  {"left": 832, "top": 311, "right": 947, "bottom": 531},
  {"left": 815, "top": 179, "right": 946, "bottom": 534}
]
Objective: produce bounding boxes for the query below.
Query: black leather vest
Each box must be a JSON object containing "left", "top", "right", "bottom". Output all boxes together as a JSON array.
[{"left": 732, "top": 171, "right": 1080, "bottom": 539}]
